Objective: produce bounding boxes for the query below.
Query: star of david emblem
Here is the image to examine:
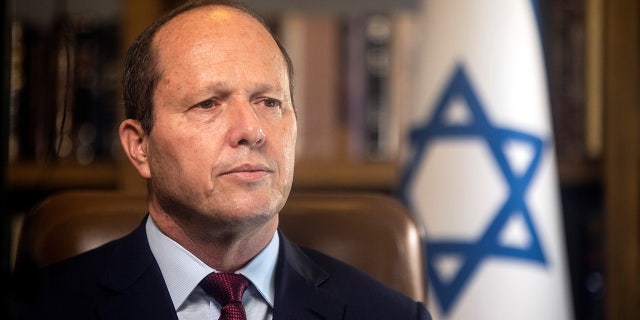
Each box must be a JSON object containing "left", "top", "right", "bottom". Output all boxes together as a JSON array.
[{"left": 399, "top": 65, "right": 548, "bottom": 315}]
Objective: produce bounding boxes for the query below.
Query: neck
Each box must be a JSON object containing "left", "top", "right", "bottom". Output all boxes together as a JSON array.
[{"left": 150, "top": 210, "right": 279, "bottom": 272}]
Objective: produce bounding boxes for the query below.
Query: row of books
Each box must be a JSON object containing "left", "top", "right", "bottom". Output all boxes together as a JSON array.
[
  {"left": 8, "top": 10, "right": 418, "bottom": 166},
  {"left": 8, "top": 18, "right": 121, "bottom": 165},
  {"left": 276, "top": 11, "right": 417, "bottom": 163}
]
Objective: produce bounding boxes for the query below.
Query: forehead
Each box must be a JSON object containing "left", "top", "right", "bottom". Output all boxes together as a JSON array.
[
  {"left": 160, "top": 6, "right": 251, "bottom": 35},
  {"left": 153, "top": 6, "right": 278, "bottom": 61},
  {"left": 151, "top": 5, "right": 287, "bottom": 83}
]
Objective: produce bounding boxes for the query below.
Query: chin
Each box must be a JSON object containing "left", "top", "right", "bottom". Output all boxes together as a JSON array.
[
  {"left": 215, "top": 208, "right": 277, "bottom": 235},
  {"left": 223, "top": 197, "right": 279, "bottom": 220}
]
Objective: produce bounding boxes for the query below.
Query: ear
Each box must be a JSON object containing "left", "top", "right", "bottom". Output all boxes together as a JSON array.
[{"left": 119, "top": 119, "right": 151, "bottom": 179}]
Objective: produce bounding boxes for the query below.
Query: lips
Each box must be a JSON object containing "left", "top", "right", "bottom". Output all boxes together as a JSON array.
[
  {"left": 222, "top": 163, "right": 271, "bottom": 181},
  {"left": 226, "top": 163, "right": 270, "bottom": 173}
]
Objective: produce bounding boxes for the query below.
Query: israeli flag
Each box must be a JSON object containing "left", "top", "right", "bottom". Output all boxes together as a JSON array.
[{"left": 399, "top": 1, "right": 574, "bottom": 319}]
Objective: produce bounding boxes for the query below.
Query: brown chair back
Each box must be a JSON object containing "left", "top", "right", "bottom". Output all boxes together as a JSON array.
[{"left": 15, "top": 190, "right": 425, "bottom": 301}]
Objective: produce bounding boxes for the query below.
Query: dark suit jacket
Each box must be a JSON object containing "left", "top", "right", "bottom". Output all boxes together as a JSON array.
[{"left": 18, "top": 216, "right": 431, "bottom": 320}]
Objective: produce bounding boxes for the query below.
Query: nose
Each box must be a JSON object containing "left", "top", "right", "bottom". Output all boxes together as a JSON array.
[{"left": 227, "top": 100, "right": 266, "bottom": 148}]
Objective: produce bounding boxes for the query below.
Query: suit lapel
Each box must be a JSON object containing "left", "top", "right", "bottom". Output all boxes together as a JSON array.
[
  {"left": 273, "top": 233, "right": 346, "bottom": 320},
  {"left": 94, "top": 216, "right": 178, "bottom": 320}
]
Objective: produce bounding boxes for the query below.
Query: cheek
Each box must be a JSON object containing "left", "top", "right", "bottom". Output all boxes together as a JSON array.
[
  {"left": 287, "top": 125, "right": 297, "bottom": 160},
  {"left": 150, "top": 124, "right": 211, "bottom": 171},
  {"left": 166, "top": 118, "right": 222, "bottom": 154},
  {"left": 278, "top": 120, "right": 297, "bottom": 172},
  {"left": 147, "top": 135, "right": 183, "bottom": 173}
]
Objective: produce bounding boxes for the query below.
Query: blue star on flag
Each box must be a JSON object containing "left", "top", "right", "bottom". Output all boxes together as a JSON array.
[{"left": 399, "top": 65, "right": 549, "bottom": 315}]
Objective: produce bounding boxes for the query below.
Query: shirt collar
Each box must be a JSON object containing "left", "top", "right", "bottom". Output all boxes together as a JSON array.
[{"left": 145, "top": 216, "right": 279, "bottom": 310}]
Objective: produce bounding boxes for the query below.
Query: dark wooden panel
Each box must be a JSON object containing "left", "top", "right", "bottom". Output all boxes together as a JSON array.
[{"left": 604, "top": 0, "right": 640, "bottom": 319}]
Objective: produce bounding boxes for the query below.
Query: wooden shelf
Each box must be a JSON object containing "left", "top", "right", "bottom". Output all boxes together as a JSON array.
[
  {"left": 7, "top": 161, "right": 119, "bottom": 190},
  {"left": 293, "top": 161, "right": 399, "bottom": 191},
  {"left": 6, "top": 160, "right": 399, "bottom": 192},
  {"left": 6, "top": 159, "right": 601, "bottom": 192},
  {"left": 557, "top": 160, "right": 602, "bottom": 185}
]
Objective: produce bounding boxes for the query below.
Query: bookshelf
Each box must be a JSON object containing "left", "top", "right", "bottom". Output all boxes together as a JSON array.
[
  {"left": 5, "top": 0, "right": 605, "bottom": 194},
  {"left": 6, "top": 0, "right": 424, "bottom": 197}
]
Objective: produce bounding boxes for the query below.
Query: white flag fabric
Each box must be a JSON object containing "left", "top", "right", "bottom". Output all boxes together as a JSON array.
[{"left": 399, "top": 1, "right": 574, "bottom": 319}]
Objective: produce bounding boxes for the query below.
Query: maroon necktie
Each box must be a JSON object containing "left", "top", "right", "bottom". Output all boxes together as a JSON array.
[{"left": 200, "top": 273, "right": 249, "bottom": 320}]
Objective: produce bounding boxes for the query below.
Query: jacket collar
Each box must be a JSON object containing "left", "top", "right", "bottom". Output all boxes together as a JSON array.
[
  {"left": 95, "top": 215, "right": 178, "bottom": 320},
  {"left": 273, "top": 231, "right": 346, "bottom": 320}
]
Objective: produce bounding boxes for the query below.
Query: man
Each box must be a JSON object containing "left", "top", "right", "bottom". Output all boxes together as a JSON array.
[{"left": 21, "top": 1, "right": 431, "bottom": 319}]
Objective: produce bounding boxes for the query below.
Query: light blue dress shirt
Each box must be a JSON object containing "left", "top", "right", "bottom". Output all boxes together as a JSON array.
[{"left": 146, "top": 217, "right": 279, "bottom": 320}]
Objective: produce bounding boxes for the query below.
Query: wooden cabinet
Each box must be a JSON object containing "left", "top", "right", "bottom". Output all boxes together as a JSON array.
[{"left": 603, "top": 0, "right": 640, "bottom": 319}]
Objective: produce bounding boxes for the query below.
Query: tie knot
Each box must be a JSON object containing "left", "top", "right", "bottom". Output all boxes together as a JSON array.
[{"left": 200, "top": 272, "right": 249, "bottom": 305}]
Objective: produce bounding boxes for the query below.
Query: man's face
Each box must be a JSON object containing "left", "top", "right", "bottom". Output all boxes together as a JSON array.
[{"left": 143, "top": 6, "right": 297, "bottom": 227}]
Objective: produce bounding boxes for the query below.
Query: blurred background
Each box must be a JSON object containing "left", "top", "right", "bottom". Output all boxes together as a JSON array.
[{"left": 1, "top": 0, "right": 638, "bottom": 319}]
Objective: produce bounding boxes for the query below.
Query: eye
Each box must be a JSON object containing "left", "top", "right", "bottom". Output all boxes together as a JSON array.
[
  {"left": 194, "top": 98, "right": 217, "bottom": 109},
  {"left": 261, "top": 98, "right": 281, "bottom": 108}
]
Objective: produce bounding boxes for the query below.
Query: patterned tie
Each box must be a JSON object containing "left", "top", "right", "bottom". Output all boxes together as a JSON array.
[{"left": 200, "top": 273, "right": 249, "bottom": 320}]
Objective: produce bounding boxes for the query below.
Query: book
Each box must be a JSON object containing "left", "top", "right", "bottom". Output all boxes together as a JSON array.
[{"left": 280, "top": 13, "right": 342, "bottom": 162}]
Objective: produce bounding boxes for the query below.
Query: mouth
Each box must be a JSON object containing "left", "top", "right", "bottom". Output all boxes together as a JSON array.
[{"left": 221, "top": 163, "right": 272, "bottom": 181}]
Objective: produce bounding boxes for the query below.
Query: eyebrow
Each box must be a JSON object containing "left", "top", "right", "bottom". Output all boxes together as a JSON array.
[
  {"left": 178, "top": 82, "right": 285, "bottom": 106},
  {"left": 249, "top": 83, "right": 283, "bottom": 95},
  {"left": 204, "top": 80, "right": 281, "bottom": 92}
]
